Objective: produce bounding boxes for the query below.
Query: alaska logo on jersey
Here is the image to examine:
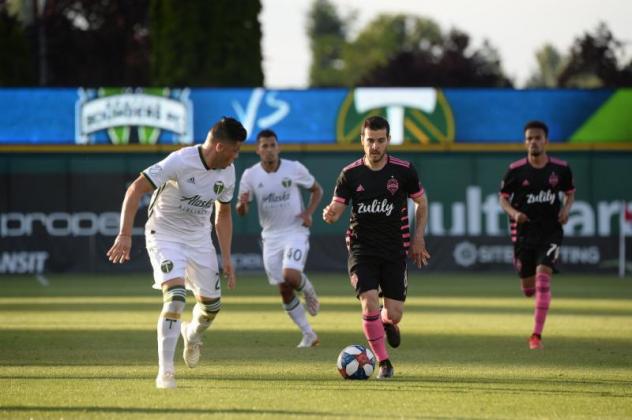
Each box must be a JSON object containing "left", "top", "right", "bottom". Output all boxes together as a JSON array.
[
  {"left": 180, "top": 195, "right": 213, "bottom": 208},
  {"left": 214, "top": 181, "right": 225, "bottom": 195},
  {"left": 282, "top": 177, "right": 292, "bottom": 188},
  {"left": 336, "top": 88, "right": 455, "bottom": 145}
]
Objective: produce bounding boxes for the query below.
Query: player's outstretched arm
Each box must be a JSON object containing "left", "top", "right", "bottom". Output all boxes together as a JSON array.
[
  {"left": 215, "top": 201, "right": 236, "bottom": 289},
  {"left": 299, "top": 181, "right": 323, "bottom": 227},
  {"left": 322, "top": 200, "right": 346, "bottom": 224},
  {"left": 236, "top": 191, "right": 249, "bottom": 217},
  {"left": 107, "top": 175, "right": 153, "bottom": 264},
  {"left": 559, "top": 191, "right": 575, "bottom": 224},
  {"left": 411, "top": 193, "right": 430, "bottom": 268}
]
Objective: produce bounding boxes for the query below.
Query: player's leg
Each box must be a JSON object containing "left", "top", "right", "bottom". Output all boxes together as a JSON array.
[
  {"left": 147, "top": 240, "right": 187, "bottom": 389},
  {"left": 282, "top": 268, "right": 319, "bottom": 348},
  {"left": 351, "top": 256, "right": 392, "bottom": 378},
  {"left": 515, "top": 245, "right": 543, "bottom": 349},
  {"left": 515, "top": 244, "right": 536, "bottom": 297},
  {"left": 264, "top": 238, "right": 316, "bottom": 347},
  {"left": 180, "top": 242, "right": 222, "bottom": 367},
  {"left": 380, "top": 258, "right": 407, "bottom": 349},
  {"left": 283, "top": 236, "right": 319, "bottom": 316},
  {"left": 156, "top": 279, "right": 186, "bottom": 388},
  {"left": 531, "top": 240, "right": 559, "bottom": 349}
]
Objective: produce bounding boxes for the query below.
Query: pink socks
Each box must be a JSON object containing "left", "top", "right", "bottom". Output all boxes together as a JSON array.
[
  {"left": 362, "top": 311, "right": 388, "bottom": 361},
  {"left": 533, "top": 272, "right": 551, "bottom": 336}
]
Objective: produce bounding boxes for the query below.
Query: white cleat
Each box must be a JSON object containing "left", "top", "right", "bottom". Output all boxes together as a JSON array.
[
  {"left": 181, "top": 321, "right": 202, "bottom": 368},
  {"left": 155, "top": 371, "right": 176, "bottom": 389},
  {"left": 301, "top": 278, "right": 320, "bottom": 316},
  {"left": 297, "top": 331, "right": 320, "bottom": 348}
]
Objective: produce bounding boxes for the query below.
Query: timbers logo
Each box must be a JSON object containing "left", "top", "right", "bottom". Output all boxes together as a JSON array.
[
  {"left": 336, "top": 88, "right": 455, "bottom": 145},
  {"left": 75, "top": 87, "right": 193, "bottom": 145}
]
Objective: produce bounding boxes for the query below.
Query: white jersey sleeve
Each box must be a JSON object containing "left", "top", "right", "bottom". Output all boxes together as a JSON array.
[
  {"left": 293, "top": 162, "right": 316, "bottom": 189},
  {"left": 142, "top": 151, "right": 181, "bottom": 189},
  {"left": 238, "top": 167, "right": 255, "bottom": 202}
]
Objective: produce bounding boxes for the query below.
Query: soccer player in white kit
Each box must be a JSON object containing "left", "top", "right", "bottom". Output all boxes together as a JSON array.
[
  {"left": 236, "top": 129, "right": 323, "bottom": 348},
  {"left": 107, "top": 117, "right": 247, "bottom": 389}
]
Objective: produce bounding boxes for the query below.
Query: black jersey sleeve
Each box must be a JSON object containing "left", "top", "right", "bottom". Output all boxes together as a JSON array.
[
  {"left": 405, "top": 163, "right": 424, "bottom": 199},
  {"left": 500, "top": 168, "right": 517, "bottom": 197},
  {"left": 560, "top": 165, "right": 575, "bottom": 193},
  {"left": 333, "top": 170, "right": 352, "bottom": 205}
]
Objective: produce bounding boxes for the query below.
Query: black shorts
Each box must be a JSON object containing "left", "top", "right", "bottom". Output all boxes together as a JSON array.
[
  {"left": 348, "top": 254, "right": 407, "bottom": 301},
  {"left": 513, "top": 230, "right": 563, "bottom": 278}
]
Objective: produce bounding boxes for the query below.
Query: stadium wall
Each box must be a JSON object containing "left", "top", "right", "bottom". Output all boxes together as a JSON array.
[{"left": 1, "top": 151, "right": 630, "bottom": 275}]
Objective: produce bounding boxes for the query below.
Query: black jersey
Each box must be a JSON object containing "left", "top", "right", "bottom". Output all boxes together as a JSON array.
[
  {"left": 500, "top": 156, "right": 575, "bottom": 244},
  {"left": 334, "top": 155, "right": 424, "bottom": 260}
]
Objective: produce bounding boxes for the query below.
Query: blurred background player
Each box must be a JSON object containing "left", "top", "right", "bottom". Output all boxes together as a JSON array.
[
  {"left": 499, "top": 120, "right": 575, "bottom": 350},
  {"left": 107, "top": 117, "right": 247, "bottom": 388},
  {"left": 322, "top": 116, "right": 430, "bottom": 379},
  {"left": 236, "top": 129, "right": 323, "bottom": 348}
]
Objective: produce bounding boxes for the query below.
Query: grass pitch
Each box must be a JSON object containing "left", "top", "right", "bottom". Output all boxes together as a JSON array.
[{"left": 1, "top": 272, "right": 631, "bottom": 419}]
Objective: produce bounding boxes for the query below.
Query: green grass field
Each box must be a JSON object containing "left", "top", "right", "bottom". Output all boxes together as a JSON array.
[{"left": 1, "top": 272, "right": 631, "bottom": 419}]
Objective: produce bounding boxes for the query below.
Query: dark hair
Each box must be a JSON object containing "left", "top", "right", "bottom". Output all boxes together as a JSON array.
[
  {"left": 523, "top": 120, "right": 548, "bottom": 137},
  {"left": 211, "top": 117, "right": 247, "bottom": 143},
  {"left": 362, "top": 115, "right": 390, "bottom": 137},
  {"left": 256, "top": 129, "right": 278, "bottom": 143}
]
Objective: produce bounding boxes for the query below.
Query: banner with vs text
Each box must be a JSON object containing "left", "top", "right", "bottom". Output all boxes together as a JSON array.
[{"left": 1, "top": 87, "right": 631, "bottom": 145}]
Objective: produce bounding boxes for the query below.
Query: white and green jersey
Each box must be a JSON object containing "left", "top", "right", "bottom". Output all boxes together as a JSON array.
[
  {"left": 239, "top": 159, "right": 315, "bottom": 240},
  {"left": 142, "top": 145, "right": 235, "bottom": 244}
]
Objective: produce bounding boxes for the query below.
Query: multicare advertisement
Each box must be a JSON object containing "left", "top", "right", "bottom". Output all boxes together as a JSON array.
[{"left": 1, "top": 87, "right": 631, "bottom": 145}]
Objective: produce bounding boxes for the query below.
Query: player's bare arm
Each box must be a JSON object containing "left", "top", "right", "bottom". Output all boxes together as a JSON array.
[
  {"left": 499, "top": 194, "right": 529, "bottom": 224},
  {"left": 107, "top": 175, "right": 154, "bottom": 264},
  {"left": 410, "top": 193, "right": 430, "bottom": 268},
  {"left": 559, "top": 191, "right": 575, "bottom": 224},
  {"left": 236, "top": 191, "right": 250, "bottom": 216},
  {"left": 215, "top": 201, "right": 236, "bottom": 289},
  {"left": 298, "top": 181, "right": 323, "bottom": 227},
  {"left": 322, "top": 200, "right": 347, "bottom": 224}
]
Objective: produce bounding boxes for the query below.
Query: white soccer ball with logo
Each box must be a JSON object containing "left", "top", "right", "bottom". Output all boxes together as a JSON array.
[{"left": 336, "top": 344, "right": 376, "bottom": 379}]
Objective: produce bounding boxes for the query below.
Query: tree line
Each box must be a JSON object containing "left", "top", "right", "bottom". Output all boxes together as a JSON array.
[
  {"left": 308, "top": 0, "right": 632, "bottom": 88},
  {"left": 1, "top": 0, "right": 631, "bottom": 88},
  {"left": 0, "top": 0, "right": 263, "bottom": 86}
]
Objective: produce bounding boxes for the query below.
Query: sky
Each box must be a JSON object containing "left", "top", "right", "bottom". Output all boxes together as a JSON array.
[{"left": 260, "top": 0, "right": 632, "bottom": 88}]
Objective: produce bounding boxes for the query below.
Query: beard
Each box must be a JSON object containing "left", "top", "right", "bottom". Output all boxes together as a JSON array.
[{"left": 368, "top": 151, "right": 385, "bottom": 163}]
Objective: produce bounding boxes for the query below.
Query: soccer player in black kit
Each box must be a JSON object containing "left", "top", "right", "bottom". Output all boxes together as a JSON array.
[
  {"left": 499, "top": 120, "right": 575, "bottom": 350},
  {"left": 323, "top": 116, "right": 430, "bottom": 379}
]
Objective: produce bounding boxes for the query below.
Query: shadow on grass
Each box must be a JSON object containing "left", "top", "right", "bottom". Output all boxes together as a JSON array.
[
  {"left": 2, "top": 273, "right": 630, "bottom": 301},
  {"left": 1, "top": 329, "right": 631, "bottom": 369},
  {"left": 0, "top": 406, "right": 345, "bottom": 417},
  {"left": 2, "top": 300, "right": 632, "bottom": 317}
]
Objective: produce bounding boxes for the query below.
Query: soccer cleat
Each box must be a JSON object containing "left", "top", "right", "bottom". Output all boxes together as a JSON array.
[
  {"left": 181, "top": 321, "right": 203, "bottom": 368},
  {"left": 301, "top": 279, "right": 320, "bottom": 316},
  {"left": 297, "top": 331, "right": 320, "bottom": 348},
  {"left": 529, "top": 333, "right": 543, "bottom": 350},
  {"left": 377, "top": 359, "right": 394, "bottom": 379},
  {"left": 383, "top": 323, "right": 401, "bottom": 348},
  {"left": 155, "top": 371, "right": 176, "bottom": 389}
]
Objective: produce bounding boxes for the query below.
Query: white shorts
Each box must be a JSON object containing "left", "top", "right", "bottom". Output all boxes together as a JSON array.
[
  {"left": 146, "top": 237, "right": 221, "bottom": 298},
  {"left": 262, "top": 233, "right": 310, "bottom": 285}
]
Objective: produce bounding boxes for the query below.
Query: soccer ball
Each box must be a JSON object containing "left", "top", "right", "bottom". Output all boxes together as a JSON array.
[{"left": 336, "top": 344, "right": 376, "bottom": 379}]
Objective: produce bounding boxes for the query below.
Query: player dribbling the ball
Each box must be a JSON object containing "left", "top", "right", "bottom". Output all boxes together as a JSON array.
[{"left": 323, "top": 116, "right": 430, "bottom": 379}]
